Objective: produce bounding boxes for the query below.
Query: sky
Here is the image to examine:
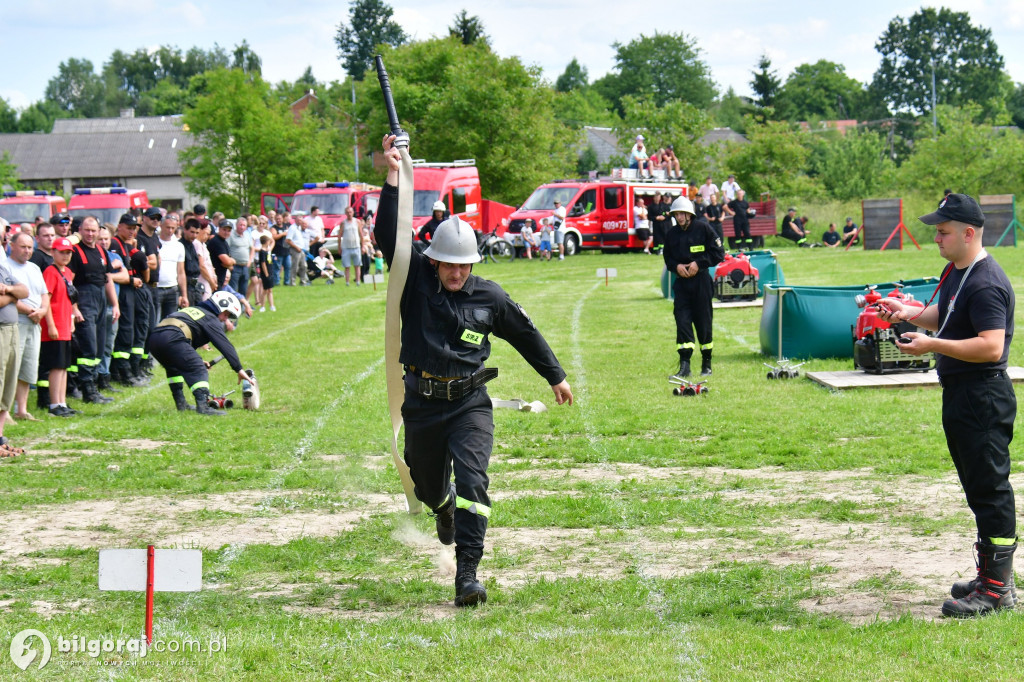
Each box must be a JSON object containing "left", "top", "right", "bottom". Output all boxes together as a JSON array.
[{"left": 4, "top": 1, "right": 1024, "bottom": 111}]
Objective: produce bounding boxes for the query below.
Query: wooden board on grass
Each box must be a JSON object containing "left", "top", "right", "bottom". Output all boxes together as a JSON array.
[
  {"left": 806, "top": 366, "right": 1024, "bottom": 390},
  {"left": 713, "top": 298, "right": 763, "bottom": 309}
]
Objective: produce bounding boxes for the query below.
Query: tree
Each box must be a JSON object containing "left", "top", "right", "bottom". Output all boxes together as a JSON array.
[
  {"left": 449, "top": 10, "right": 488, "bottom": 46},
  {"left": 775, "top": 60, "right": 866, "bottom": 122},
  {"left": 808, "top": 129, "right": 894, "bottom": 200},
  {"left": 180, "top": 69, "right": 341, "bottom": 213},
  {"left": 16, "top": 101, "right": 63, "bottom": 133},
  {"left": 871, "top": 7, "right": 1005, "bottom": 116},
  {"left": 0, "top": 98, "right": 17, "bottom": 133},
  {"left": 334, "top": 0, "right": 408, "bottom": 79},
  {"left": 750, "top": 54, "right": 780, "bottom": 111},
  {"left": 593, "top": 32, "right": 716, "bottom": 114},
  {"left": 0, "top": 151, "right": 18, "bottom": 190},
  {"left": 555, "top": 58, "right": 588, "bottom": 93},
  {"left": 354, "top": 38, "right": 574, "bottom": 204},
  {"left": 901, "top": 104, "right": 1024, "bottom": 197},
  {"left": 44, "top": 58, "right": 106, "bottom": 117},
  {"left": 552, "top": 87, "right": 618, "bottom": 129},
  {"left": 724, "top": 116, "right": 817, "bottom": 198},
  {"left": 232, "top": 40, "right": 262, "bottom": 76},
  {"left": 709, "top": 87, "right": 752, "bottom": 133}
]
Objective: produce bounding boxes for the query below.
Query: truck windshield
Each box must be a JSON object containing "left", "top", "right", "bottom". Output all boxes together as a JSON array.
[
  {"left": 69, "top": 208, "right": 125, "bottom": 225},
  {"left": 0, "top": 203, "right": 48, "bottom": 223},
  {"left": 413, "top": 190, "right": 440, "bottom": 217},
  {"left": 521, "top": 186, "right": 580, "bottom": 210},
  {"left": 291, "top": 193, "right": 350, "bottom": 215}
]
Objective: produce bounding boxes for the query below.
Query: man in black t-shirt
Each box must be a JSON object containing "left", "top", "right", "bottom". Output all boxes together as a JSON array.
[
  {"left": 648, "top": 192, "right": 669, "bottom": 254},
  {"left": 703, "top": 194, "right": 723, "bottom": 242},
  {"left": 780, "top": 207, "right": 808, "bottom": 246},
  {"left": 207, "top": 220, "right": 234, "bottom": 290},
  {"left": 842, "top": 216, "right": 860, "bottom": 247},
  {"left": 725, "top": 189, "right": 753, "bottom": 249},
  {"left": 879, "top": 193, "right": 1017, "bottom": 619},
  {"left": 30, "top": 224, "right": 55, "bottom": 270},
  {"left": 822, "top": 223, "right": 841, "bottom": 248}
]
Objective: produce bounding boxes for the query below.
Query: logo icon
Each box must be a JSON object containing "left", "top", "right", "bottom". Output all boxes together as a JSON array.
[{"left": 9, "top": 629, "right": 51, "bottom": 671}]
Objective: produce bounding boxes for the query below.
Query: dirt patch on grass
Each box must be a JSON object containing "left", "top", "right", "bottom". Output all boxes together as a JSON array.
[{"left": 0, "top": 490, "right": 400, "bottom": 565}]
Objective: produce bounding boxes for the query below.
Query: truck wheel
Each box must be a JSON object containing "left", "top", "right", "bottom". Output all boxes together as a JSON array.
[
  {"left": 563, "top": 233, "right": 579, "bottom": 257},
  {"left": 489, "top": 240, "right": 514, "bottom": 263}
]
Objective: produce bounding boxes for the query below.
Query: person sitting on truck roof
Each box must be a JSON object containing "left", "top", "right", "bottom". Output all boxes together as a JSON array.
[
  {"left": 629, "top": 135, "right": 651, "bottom": 178},
  {"left": 661, "top": 145, "right": 681, "bottom": 180},
  {"left": 418, "top": 201, "right": 449, "bottom": 244}
]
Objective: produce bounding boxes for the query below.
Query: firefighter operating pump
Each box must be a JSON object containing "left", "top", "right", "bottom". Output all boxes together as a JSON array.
[
  {"left": 713, "top": 252, "right": 759, "bottom": 301},
  {"left": 852, "top": 284, "right": 934, "bottom": 374}
]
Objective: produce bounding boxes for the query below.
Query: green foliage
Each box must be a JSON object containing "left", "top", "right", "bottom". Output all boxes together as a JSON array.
[
  {"left": 356, "top": 38, "right": 574, "bottom": 204},
  {"left": 808, "top": 128, "right": 895, "bottom": 201},
  {"left": 44, "top": 57, "right": 106, "bottom": 117},
  {"left": 551, "top": 87, "right": 618, "bottom": 130},
  {"left": 616, "top": 96, "right": 710, "bottom": 177},
  {"left": 231, "top": 40, "right": 262, "bottom": 76},
  {"left": 872, "top": 7, "right": 1005, "bottom": 115},
  {"left": 449, "top": 9, "right": 489, "bottom": 46},
  {"left": 709, "top": 87, "right": 752, "bottom": 133},
  {"left": 775, "top": 60, "right": 866, "bottom": 122},
  {"left": 593, "top": 32, "right": 716, "bottom": 114},
  {"left": 0, "top": 98, "right": 17, "bottom": 133},
  {"left": 179, "top": 68, "right": 344, "bottom": 213},
  {"left": 901, "top": 104, "right": 1024, "bottom": 197},
  {"left": 0, "top": 151, "right": 19, "bottom": 189},
  {"left": 750, "top": 53, "right": 780, "bottom": 111},
  {"left": 724, "top": 116, "right": 818, "bottom": 198},
  {"left": 576, "top": 145, "right": 598, "bottom": 176},
  {"left": 334, "top": 0, "right": 408, "bottom": 79},
  {"left": 556, "top": 58, "right": 589, "bottom": 93}
]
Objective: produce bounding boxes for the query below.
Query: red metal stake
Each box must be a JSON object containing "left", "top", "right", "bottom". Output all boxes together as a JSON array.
[{"left": 145, "top": 545, "right": 154, "bottom": 645}]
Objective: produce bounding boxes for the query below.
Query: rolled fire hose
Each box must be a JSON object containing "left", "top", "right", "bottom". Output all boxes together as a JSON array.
[{"left": 378, "top": 56, "right": 421, "bottom": 514}]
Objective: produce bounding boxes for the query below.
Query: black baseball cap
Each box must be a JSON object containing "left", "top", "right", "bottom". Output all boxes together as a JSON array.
[
  {"left": 118, "top": 213, "right": 139, "bottom": 226},
  {"left": 50, "top": 212, "right": 71, "bottom": 225},
  {"left": 217, "top": 219, "right": 233, "bottom": 230},
  {"left": 193, "top": 203, "right": 207, "bottom": 214},
  {"left": 143, "top": 207, "right": 163, "bottom": 220},
  {"left": 919, "top": 193, "right": 985, "bottom": 228}
]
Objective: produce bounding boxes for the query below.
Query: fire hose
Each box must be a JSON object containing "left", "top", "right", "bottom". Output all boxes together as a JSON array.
[{"left": 377, "top": 55, "right": 421, "bottom": 514}]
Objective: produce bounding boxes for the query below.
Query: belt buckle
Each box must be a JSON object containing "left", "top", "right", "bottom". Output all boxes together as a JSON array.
[
  {"left": 419, "top": 378, "right": 433, "bottom": 398},
  {"left": 445, "top": 379, "right": 455, "bottom": 401}
]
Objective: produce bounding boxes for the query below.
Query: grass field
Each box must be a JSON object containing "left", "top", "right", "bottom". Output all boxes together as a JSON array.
[{"left": 1, "top": 238, "right": 1022, "bottom": 680}]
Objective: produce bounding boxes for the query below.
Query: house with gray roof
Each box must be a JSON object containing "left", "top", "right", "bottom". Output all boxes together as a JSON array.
[{"left": 0, "top": 112, "right": 203, "bottom": 212}]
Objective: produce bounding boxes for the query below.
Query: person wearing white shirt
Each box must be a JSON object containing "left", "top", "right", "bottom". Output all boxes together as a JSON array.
[
  {"left": 8, "top": 232, "right": 48, "bottom": 420},
  {"left": 721, "top": 174, "right": 741, "bottom": 203},
  {"left": 286, "top": 216, "right": 310, "bottom": 285},
  {"left": 156, "top": 216, "right": 187, "bottom": 318},
  {"left": 698, "top": 176, "right": 719, "bottom": 204}
]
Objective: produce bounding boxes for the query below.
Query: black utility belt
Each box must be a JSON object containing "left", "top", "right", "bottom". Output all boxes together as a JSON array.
[
  {"left": 939, "top": 369, "right": 1006, "bottom": 389},
  {"left": 187, "top": 277, "right": 200, "bottom": 285},
  {"left": 411, "top": 367, "right": 498, "bottom": 401}
]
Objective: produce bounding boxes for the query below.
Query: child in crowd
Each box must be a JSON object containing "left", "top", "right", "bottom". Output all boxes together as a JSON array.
[
  {"left": 520, "top": 219, "right": 536, "bottom": 260},
  {"left": 539, "top": 218, "right": 553, "bottom": 261},
  {"left": 257, "top": 235, "right": 275, "bottom": 311},
  {"left": 373, "top": 250, "right": 384, "bottom": 275},
  {"left": 39, "top": 237, "right": 78, "bottom": 417}
]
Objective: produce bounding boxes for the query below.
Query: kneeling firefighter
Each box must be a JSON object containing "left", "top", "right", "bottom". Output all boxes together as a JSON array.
[
  {"left": 378, "top": 134, "right": 574, "bottom": 607},
  {"left": 663, "top": 195, "right": 724, "bottom": 378},
  {"left": 146, "top": 291, "right": 254, "bottom": 415}
]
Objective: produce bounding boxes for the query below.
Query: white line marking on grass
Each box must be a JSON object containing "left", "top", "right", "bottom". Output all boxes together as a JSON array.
[
  {"left": 236, "top": 298, "right": 365, "bottom": 352},
  {"left": 570, "top": 281, "right": 703, "bottom": 680}
]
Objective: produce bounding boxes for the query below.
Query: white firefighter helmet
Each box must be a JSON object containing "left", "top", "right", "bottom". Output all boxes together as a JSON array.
[
  {"left": 432, "top": 200, "right": 446, "bottom": 213},
  {"left": 670, "top": 195, "right": 695, "bottom": 216},
  {"left": 423, "top": 215, "right": 481, "bottom": 264},
  {"left": 210, "top": 291, "right": 242, "bottom": 321}
]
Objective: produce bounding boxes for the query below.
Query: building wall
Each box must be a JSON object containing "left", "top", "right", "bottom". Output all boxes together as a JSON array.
[{"left": 125, "top": 175, "right": 204, "bottom": 212}]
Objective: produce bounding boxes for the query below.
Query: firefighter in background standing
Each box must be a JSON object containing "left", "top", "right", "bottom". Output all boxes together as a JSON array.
[
  {"left": 663, "top": 195, "right": 724, "bottom": 378},
  {"left": 136, "top": 207, "right": 163, "bottom": 376},
  {"left": 68, "top": 216, "right": 124, "bottom": 404},
  {"left": 108, "top": 214, "right": 148, "bottom": 387},
  {"left": 377, "top": 134, "right": 573, "bottom": 607}
]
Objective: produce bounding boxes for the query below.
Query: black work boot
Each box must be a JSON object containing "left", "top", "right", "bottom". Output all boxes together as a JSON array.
[
  {"left": 193, "top": 388, "right": 225, "bottom": 416},
  {"left": 672, "top": 356, "right": 691, "bottom": 380},
  {"left": 36, "top": 385, "right": 50, "bottom": 411},
  {"left": 431, "top": 484, "right": 456, "bottom": 546},
  {"left": 97, "top": 373, "right": 122, "bottom": 393},
  {"left": 700, "top": 353, "right": 712, "bottom": 376},
  {"left": 170, "top": 384, "right": 195, "bottom": 411},
  {"left": 454, "top": 550, "right": 487, "bottom": 607},
  {"left": 67, "top": 373, "right": 83, "bottom": 400},
  {"left": 942, "top": 541, "right": 1017, "bottom": 618},
  {"left": 81, "top": 380, "right": 113, "bottom": 404},
  {"left": 127, "top": 357, "right": 150, "bottom": 386}
]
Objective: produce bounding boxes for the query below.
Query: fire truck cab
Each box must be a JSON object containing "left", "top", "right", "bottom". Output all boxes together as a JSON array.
[
  {"left": 508, "top": 172, "right": 689, "bottom": 255},
  {"left": 0, "top": 191, "right": 67, "bottom": 225},
  {"left": 68, "top": 187, "right": 150, "bottom": 225},
  {"left": 264, "top": 182, "right": 381, "bottom": 241},
  {"left": 412, "top": 160, "right": 482, "bottom": 232}
]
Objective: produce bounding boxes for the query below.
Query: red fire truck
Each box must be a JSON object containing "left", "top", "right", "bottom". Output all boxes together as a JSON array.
[
  {"left": 0, "top": 190, "right": 67, "bottom": 224},
  {"left": 261, "top": 181, "right": 381, "bottom": 239},
  {"left": 410, "top": 160, "right": 515, "bottom": 236},
  {"left": 507, "top": 173, "right": 689, "bottom": 255},
  {"left": 68, "top": 187, "right": 150, "bottom": 225}
]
